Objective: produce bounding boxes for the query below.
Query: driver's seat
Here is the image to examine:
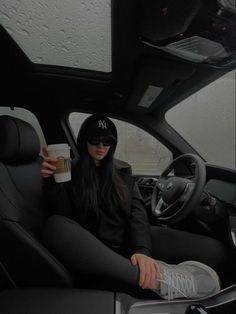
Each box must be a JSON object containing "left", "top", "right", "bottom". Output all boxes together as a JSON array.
[{"left": 0, "top": 115, "right": 72, "bottom": 287}]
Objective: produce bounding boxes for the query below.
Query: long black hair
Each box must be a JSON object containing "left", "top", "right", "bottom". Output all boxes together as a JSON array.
[{"left": 72, "top": 115, "right": 127, "bottom": 216}]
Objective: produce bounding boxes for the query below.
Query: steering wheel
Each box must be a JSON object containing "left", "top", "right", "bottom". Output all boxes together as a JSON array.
[{"left": 151, "top": 153, "right": 206, "bottom": 225}]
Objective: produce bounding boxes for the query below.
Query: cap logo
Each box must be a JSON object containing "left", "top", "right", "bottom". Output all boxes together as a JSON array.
[{"left": 98, "top": 120, "right": 107, "bottom": 129}]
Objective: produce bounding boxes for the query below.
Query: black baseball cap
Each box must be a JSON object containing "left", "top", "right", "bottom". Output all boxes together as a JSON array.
[{"left": 76, "top": 114, "right": 117, "bottom": 153}]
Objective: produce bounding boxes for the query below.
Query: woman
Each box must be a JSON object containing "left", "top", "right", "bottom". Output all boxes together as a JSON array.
[{"left": 41, "top": 114, "right": 224, "bottom": 300}]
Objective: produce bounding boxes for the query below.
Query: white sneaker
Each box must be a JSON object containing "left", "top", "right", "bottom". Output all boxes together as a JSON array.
[{"left": 154, "top": 260, "right": 221, "bottom": 301}]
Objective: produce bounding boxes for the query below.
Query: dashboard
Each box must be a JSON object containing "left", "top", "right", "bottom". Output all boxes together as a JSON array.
[{"left": 205, "top": 179, "right": 236, "bottom": 205}]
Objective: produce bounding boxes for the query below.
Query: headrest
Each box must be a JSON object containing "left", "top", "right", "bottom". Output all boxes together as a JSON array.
[{"left": 0, "top": 115, "right": 40, "bottom": 164}]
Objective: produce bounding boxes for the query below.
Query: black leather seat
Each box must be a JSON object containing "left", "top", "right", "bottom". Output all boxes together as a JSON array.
[
  {"left": 0, "top": 116, "right": 118, "bottom": 313},
  {"left": 0, "top": 115, "right": 72, "bottom": 287},
  {"left": 0, "top": 288, "right": 114, "bottom": 314}
]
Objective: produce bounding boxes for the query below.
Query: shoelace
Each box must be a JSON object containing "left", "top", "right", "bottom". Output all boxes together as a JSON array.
[{"left": 160, "top": 264, "right": 196, "bottom": 300}]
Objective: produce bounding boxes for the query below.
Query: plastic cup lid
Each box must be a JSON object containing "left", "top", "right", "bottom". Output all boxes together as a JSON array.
[{"left": 47, "top": 143, "right": 70, "bottom": 151}]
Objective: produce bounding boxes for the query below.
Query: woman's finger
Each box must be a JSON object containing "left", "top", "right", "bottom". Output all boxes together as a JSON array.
[
  {"left": 42, "top": 161, "right": 57, "bottom": 171},
  {"left": 154, "top": 261, "right": 161, "bottom": 281},
  {"left": 42, "top": 146, "right": 49, "bottom": 157},
  {"left": 138, "top": 260, "right": 146, "bottom": 287},
  {"left": 149, "top": 262, "right": 158, "bottom": 289},
  {"left": 41, "top": 169, "right": 55, "bottom": 177},
  {"left": 131, "top": 254, "right": 137, "bottom": 266},
  {"left": 142, "top": 262, "right": 151, "bottom": 289},
  {"left": 43, "top": 156, "right": 58, "bottom": 163}
]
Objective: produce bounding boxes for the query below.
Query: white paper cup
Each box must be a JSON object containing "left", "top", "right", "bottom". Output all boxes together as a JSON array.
[{"left": 47, "top": 144, "right": 71, "bottom": 183}]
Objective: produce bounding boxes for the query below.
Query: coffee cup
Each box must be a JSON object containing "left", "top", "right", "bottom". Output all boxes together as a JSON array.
[{"left": 47, "top": 144, "right": 71, "bottom": 183}]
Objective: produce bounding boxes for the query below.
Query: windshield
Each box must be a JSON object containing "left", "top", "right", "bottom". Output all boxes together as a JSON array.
[{"left": 166, "top": 70, "right": 235, "bottom": 170}]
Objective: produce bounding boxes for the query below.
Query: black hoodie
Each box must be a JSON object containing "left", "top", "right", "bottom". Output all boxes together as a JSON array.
[{"left": 43, "top": 158, "right": 152, "bottom": 257}]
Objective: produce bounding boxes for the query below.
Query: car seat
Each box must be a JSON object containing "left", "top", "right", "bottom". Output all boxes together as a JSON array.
[{"left": 0, "top": 115, "right": 72, "bottom": 287}]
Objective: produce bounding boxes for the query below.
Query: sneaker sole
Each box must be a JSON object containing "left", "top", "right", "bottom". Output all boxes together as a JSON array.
[{"left": 179, "top": 260, "right": 221, "bottom": 293}]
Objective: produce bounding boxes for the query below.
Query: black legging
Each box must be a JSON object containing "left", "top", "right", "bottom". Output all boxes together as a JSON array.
[
  {"left": 41, "top": 215, "right": 228, "bottom": 293},
  {"left": 150, "top": 226, "right": 228, "bottom": 273}
]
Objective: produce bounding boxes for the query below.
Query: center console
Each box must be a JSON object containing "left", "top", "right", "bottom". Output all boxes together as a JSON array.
[{"left": 116, "top": 284, "right": 236, "bottom": 314}]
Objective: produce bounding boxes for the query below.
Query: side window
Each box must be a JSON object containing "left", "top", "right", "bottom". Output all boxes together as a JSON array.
[
  {"left": 69, "top": 112, "right": 172, "bottom": 175},
  {"left": 0, "top": 107, "right": 46, "bottom": 148}
]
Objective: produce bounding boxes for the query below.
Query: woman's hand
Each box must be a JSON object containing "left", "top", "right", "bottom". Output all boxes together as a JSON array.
[
  {"left": 130, "top": 253, "right": 160, "bottom": 290},
  {"left": 40, "top": 146, "right": 58, "bottom": 178}
]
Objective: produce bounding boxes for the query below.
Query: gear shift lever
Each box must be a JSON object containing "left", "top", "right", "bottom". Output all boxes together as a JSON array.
[{"left": 185, "top": 303, "right": 209, "bottom": 313}]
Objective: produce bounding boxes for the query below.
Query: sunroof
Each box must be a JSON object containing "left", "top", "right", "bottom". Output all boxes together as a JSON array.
[{"left": 0, "top": 0, "right": 111, "bottom": 72}]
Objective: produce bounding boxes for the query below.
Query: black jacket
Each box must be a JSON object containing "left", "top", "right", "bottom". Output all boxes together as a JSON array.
[{"left": 43, "top": 159, "right": 152, "bottom": 257}]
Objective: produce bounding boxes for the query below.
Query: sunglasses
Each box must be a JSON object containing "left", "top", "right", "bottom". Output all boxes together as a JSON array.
[{"left": 87, "top": 138, "right": 113, "bottom": 147}]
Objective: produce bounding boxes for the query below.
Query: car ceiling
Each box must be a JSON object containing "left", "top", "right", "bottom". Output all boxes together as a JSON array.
[{"left": 1, "top": 0, "right": 235, "bottom": 121}]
